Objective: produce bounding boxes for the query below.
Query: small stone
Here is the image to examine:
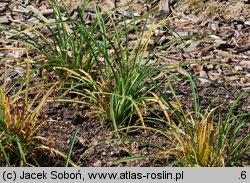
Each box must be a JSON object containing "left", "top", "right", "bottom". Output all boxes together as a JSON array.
[
  {"left": 244, "top": 0, "right": 250, "bottom": 4},
  {"left": 239, "top": 60, "right": 250, "bottom": 67},
  {"left": 211, "top": 23, "right": 218, "bottom": 31},
  {"left": 189, "top": 41, "right": 200, "bottom": 48},
  {"left": 173, "top": 31, "right": 189, "bottom": 37},
  {"left": 199, "top": 70, "right": 210, "bottom": 84},
  {"left": 234, "top": 66, "right": 243, "bottom": 71},
  {"left": 133, "top": 12, "right": 140, "bottom": 16},
  {"left": 158, "top": 36, "right": 168, "bottom": 45},
  {"left": 0, "top": 16, "right": 9, "bottom": 23},
  {"left": 245, "top": 21, "right": 250, "bottom": 26},
  {"left": 236, "top": 24, "right": 243, "bottom": 31},
  {"left": 206, "top": 64, "right": 214, "bottom": 70},
  {"left": 93, "top": 160, "right": 102, "bottom": 167},
  {"left": 228, "top": 76, "right": 238, "bottom": 81}
]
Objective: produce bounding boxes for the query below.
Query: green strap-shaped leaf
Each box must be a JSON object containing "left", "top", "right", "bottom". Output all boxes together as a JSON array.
[{"left": 0, "top": 89, "right": 7, "bottom": 130}]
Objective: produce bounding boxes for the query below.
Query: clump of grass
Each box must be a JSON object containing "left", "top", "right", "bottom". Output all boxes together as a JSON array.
[
  {"left": 0, "top": 62, "right": 79, "bottom": 167},
  {"left": 0, "top": 60, "right": 56, "bottom": 166},
  {"left": 156, "top": 79, "right": 250, "bottom": 167},
  {"left": 1, "top": 0, "right": 95, "bottom": 79},
  {"left": 61, "top": 7, "right": 170, "bottom": 130},
  {"left": 0, "top": 0, "right": 194, "bottom": 132},
  {"left": 115, "top": 76, "right": 249, "bottom": 167}
]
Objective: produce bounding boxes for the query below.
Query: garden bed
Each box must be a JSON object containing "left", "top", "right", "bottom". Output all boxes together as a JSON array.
[{"left": 0, "top": 0, "right": 249, "bottom": 167}]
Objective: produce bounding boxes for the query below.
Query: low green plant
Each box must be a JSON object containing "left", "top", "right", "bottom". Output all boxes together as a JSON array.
[
  {"left": 61, "top": 8, "right": 171, "bottom": 130},
  {"left": 0, "top": 0, "right": 95, "bottom": 79},
  {"left": 0, "top": 63, "right": 79, "bottom": 167},
  {"left": 155, "top": 80, "right": 250, "bottom": 167},
  {"left": 115, "top": 77, "right": 249, "bottom": 167},
  {"left": 0, "top": 61, "right": 58, "bottom": 166}
]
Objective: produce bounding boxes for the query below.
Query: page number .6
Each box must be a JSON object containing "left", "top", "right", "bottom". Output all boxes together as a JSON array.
[{"left": 240, "top": 171, "right": 247, "bottom": 180}]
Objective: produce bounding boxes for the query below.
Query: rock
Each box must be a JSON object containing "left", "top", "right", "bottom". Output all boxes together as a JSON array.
[
  {"left": 173, "top": 31, "right": 189, "bottom": 37},
  {"left": 189, "top": 41, "right": 200, "bottom": 48},
  {"left": 159, "top": 0, "right": 170, "bottom": 18},
  {"left": 239, "top": 60, "right": 250, "bottom": 67},
  {"left": 0, "top": 16, "right": 9, "bottom": 23},
  {"left": 236, "top": 24, "right": 243, "bottom": 31},
  {"left": 245, "top": 21, "right": 250, "bottom": 26},
  {"left": 234, "top": 66, "right": 243, "bottom": 71},
  {"left": 228, "top": 76, "right": 238, "bottom": 81},
  {"left": 211, "top": 23, "right": 218, "bottom": 31},
  {"left": 206, "top": 64, "right": 214, "bottom": 70},
  {"left": 244, "top": 0, "right": 250, "bottom": 4},
  {"left": 0, "top": 3, "right": 7, "bottom": 13},
  {"left": 199, "top": 70, "right": 210, "bottom": 84},
  {"left": 93, "top": 160, "right": 102, "bottom": 167}
]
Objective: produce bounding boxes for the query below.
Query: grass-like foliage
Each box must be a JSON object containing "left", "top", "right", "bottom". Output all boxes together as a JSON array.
[
  {"left": 0, "top": 62, "right": 55, "bottom": 166},
  {"left": 117, "top": 78, "right": 249, "bottom": 167},
  {"left": 62, "top": 7, "right": 166, "bottom": 129},
  {"left": 1, "top": 0, "right": 95, "bottom": 79},
  {"left": 156, "top": 80, "right": 250, "bottom": 167},
  {"left": 0, "top": 0, "right": 248, "bottom": 167}
]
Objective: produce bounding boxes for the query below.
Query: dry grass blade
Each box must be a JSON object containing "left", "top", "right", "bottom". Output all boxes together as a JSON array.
[{"left": 0, "top": 55, "right": 60, "bottom": 166}]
